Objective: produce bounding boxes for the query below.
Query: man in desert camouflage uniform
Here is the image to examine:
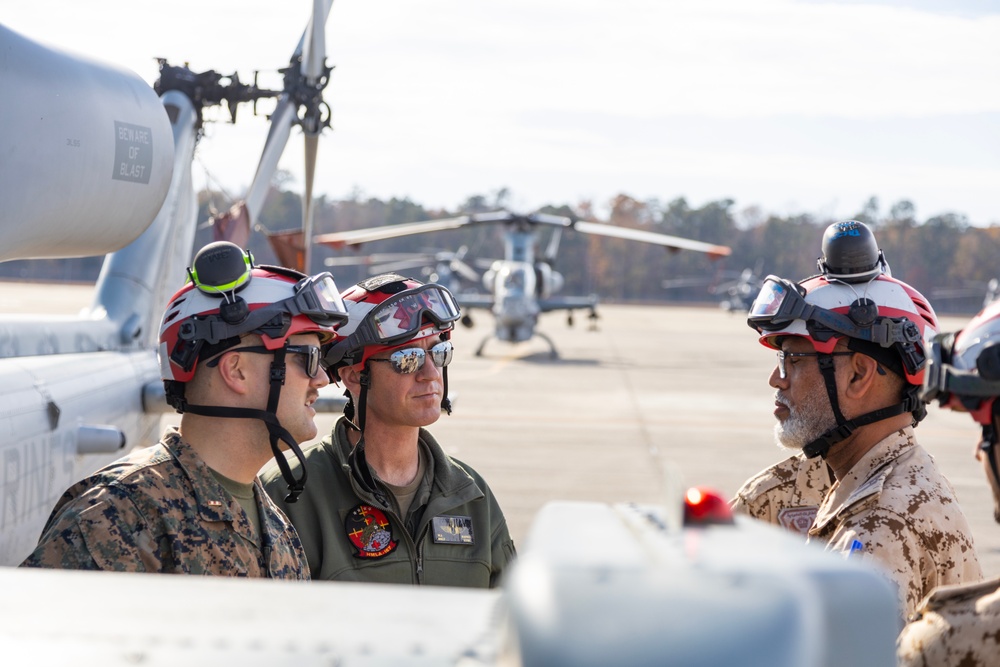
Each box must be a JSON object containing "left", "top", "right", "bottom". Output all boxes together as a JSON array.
[
  {"left": 898, "top": 299, "right": 1000, "bottom": 665},
  {"left": 20, "top": 242, "right": 347, "bottom": 576},
  {"left": 731, "top": 452, "right": 831, "bottom": 535},
  {"left": 742, "top": 221, "right": 981, "bottom": 620}
]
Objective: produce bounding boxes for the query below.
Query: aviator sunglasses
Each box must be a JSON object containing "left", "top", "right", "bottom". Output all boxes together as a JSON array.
[{"left": 369, "top": 341, "right": 454, "bottom": 375}]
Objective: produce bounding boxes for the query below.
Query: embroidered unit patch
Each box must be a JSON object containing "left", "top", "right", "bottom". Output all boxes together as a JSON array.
[{"left": 345, "top": 504, "right": 398, "bottom": 558}]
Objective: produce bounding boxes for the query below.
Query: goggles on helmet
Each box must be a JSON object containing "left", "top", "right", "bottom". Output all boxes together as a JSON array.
[
  {"left": 178, "top": 270, "right": 348, "bottom": 349},
  {"left": 369, "top": 341, "right": 454, "bottom": 375},
  {"left": 292, "top": 273, "right": 350, "bottom": 328},
  {"left": 347, "top": 283, "right": 461, "bottom": 352},
  {"left": 921, "top": 337, "right": 1000, "bottom": 407},
  {"left": 748, "top": 275, "right": 923, "bottom": 352}
]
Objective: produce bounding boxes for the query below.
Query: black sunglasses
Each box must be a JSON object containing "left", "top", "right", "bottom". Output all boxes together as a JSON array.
[
  {"left": 207, "top": 344, "right": 321, "bottom": 378},
  {"left": 369, "top": 341, "right": 453, "bottom": 375}
]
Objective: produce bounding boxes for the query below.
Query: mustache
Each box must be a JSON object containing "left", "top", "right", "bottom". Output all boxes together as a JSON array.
[{"left": 774, "top": 391, "right": 790, "bottom": 408}]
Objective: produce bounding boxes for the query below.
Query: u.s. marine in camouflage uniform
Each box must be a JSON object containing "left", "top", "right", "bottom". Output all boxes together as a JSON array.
[
  {"left": 22, "top": 429, "right": 307, "bottom": 577},
  {"left": 743, "top": 221, "right": 982, "bottom": 621},
  {"left": 896, "top": 298, "right": 1000, "bottom": 665},
  {"left": 20, "top": 242, "right": 348, "bottom": 577},
  {"left": 807, "top": 427, "right": 981, "bottom": 619},
  {"left": 730, "top": 452, "right": 832, "bottom": 535}
]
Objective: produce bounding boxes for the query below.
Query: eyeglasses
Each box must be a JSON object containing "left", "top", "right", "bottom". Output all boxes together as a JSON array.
[
  {"left": 368, "top": 341, "right": 454, "bottom": 375},
  {"left": 207, "top": 344, "right": 322, "bottom": 378},
  {"left": 776, "top": 350, "right": 853, "bottom": 379}
]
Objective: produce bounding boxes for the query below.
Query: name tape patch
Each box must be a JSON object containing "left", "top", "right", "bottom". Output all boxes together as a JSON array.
[{"left": 432, "top": 515, "right": 474, "bottom": 545}]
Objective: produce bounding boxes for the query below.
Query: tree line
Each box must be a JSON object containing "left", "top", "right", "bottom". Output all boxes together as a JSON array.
[{"left": 4, "top": 186, "right": 994, "bottom": 315}]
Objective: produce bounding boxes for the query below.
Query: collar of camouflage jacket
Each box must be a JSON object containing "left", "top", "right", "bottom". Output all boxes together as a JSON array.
[
  {"left": 161, "top": 427, "right": 261, "bottom": 545},
  {"left": 811, "top": 427, "right": 915, "bottom": 531}
]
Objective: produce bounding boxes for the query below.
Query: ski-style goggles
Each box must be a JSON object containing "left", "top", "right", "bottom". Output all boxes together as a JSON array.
[
  {"left": 207, "top": 344, "right": 322, "bottom": 378},
  {"left": 354, "top": 284, "right": 461, "bottom": 349},
  {"left": 180, "top": 270, "right": 349, "bottom": 347},
  {"left": 748, "top": 276, "right": 922, "bottom": 348},
  {"left": 290, "top": 272, "right": 350, "bottom": 328},
  {"left": 368, "top": 341, "right": 454, "bottom": 375}
]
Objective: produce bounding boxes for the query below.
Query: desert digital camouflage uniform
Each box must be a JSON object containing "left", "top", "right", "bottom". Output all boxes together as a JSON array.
[
  {"left": 20, "top": 428, "right": 308, "bottom": 578},
  {"left": 730, "top": 452, "right": 833, "bottom": 535},
  {"left": 807, "top": 427, "right": 981, "bottom": 619},
  {"left": 896, "top": 577, "right": 1000, "bottom": 667}
]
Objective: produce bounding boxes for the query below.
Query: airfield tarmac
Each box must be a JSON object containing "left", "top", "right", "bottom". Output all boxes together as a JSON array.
[{"left": 17, "top": 281, "right": 1000, "bottom": 578}]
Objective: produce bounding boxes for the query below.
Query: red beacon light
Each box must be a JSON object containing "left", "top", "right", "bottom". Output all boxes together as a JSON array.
[{"left": 683, "top": 486, "right": 734, "bottom": 526}]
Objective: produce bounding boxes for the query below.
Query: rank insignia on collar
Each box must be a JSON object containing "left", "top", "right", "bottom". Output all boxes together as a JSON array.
[
  {"left": 432, "top": 515, "right": 474, "bottom": 545},
  {"left": 345, "top": 505, "right": 398, "bottom": 558}
]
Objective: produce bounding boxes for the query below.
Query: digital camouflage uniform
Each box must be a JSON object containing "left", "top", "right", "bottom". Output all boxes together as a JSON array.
[
  {"left": 261, "top": 416, "right": 516, "bottom": 587},
  {"left": 21, "top": 428, "right": 308, "bottom": 578},
  {"left": 896, "top": 577, "right": 1000, "bottom": 667},
  {"left": 807, "top": 427, "right": 982, "bottom": 619},
  {"left": 730, "top": 452, "right": 833, "bottom": 535}
]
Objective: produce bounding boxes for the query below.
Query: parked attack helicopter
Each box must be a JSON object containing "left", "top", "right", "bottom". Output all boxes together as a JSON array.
[
  {"left": 316, "top": 210, "right": 733, "bottom": 357},
  {"left": 324, "top": 245, "right": 481, "bottom": 296},
  {"left": 661, "top": 259, "right": 764, "bottom": 313},
  {"left": 0, "top": 11, "right": 901, "bottom": 665}
]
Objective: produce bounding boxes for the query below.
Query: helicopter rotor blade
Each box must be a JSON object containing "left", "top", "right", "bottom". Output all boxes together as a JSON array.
[
  {"left": 544, "top": 227, "right": 562, "bottom": 265},
  {"left": 301, "top": 132, "right": 319, "bottom": 272},
  {"left": 244, "top": 0, "right": 333, "bottom": 243},
  {"left": 301, "top": 0, "right": 331, "bottom": 85},
  {"left": 243, "top": 96, "right": 296, "bottom": 224}
]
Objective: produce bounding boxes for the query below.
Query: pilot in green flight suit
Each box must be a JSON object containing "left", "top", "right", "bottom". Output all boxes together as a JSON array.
[{"left": 262, "top": 274, "right": 515, "bottom": 587}]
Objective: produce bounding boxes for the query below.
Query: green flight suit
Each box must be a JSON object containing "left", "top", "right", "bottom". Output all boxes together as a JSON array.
[{"left": 261, "top": 417, "right": 515, "bottom": 587}]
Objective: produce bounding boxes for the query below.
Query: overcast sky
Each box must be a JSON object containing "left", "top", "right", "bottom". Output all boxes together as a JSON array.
[{"left": 5, "top": 0, "right": 1000, "bottom": 225}]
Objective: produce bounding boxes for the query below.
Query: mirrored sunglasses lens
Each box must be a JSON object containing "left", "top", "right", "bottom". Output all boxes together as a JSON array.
[
  {"left": 430, "top": 342, "right": 453, "bottom": 368},
  {"left": 776, "top": 351, "right": 786, "bottom": 379},
  {"left": 390, "top": 348, "right": 426, "bottom": 374}
]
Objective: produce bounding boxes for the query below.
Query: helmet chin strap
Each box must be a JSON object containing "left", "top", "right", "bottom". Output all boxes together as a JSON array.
[
  {"left": 180, "top": 348, "right": 310, "bottom": 503},
  {"left": 803, "top": 353, "right": 921, "bottom": 459}
]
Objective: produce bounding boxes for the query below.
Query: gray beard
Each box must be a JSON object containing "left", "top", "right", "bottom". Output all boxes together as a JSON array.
[{"left": 774, "top": 392, "right": 838, "bottom": 451}]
